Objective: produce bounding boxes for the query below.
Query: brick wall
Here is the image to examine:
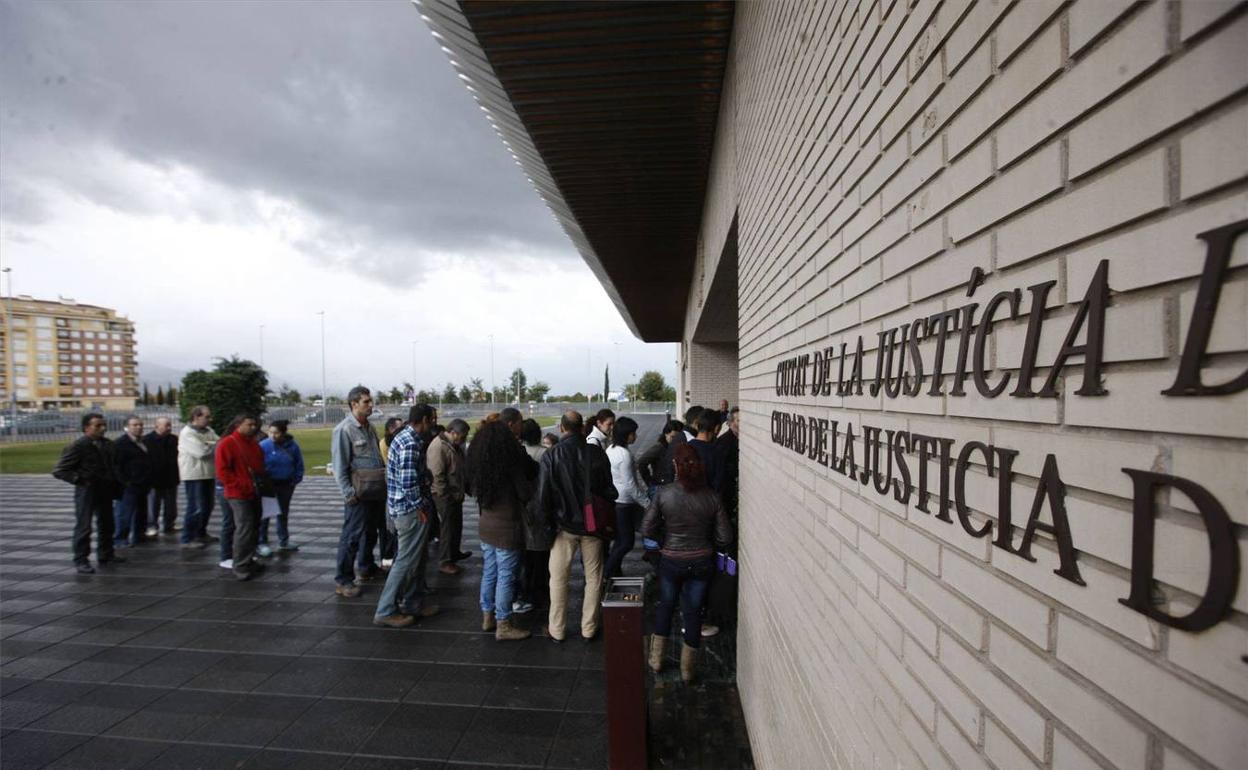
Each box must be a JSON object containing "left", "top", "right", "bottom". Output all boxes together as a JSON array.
[{"left": 704, "top": 1, "right": 1248, "bottom": 769}]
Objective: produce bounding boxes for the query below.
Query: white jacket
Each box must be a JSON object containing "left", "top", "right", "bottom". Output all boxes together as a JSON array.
[
  {"left": 588, "top": 425, "right": 611, "bottom": 449},
  {"left": 607, "top": 444, "right": 650, "bottom": 507},
  {"left": 178, "top": 424, "right": 219, "bottom": 481}
]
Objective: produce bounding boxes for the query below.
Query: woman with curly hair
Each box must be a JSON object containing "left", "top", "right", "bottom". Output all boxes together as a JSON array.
[
  {"left": 641, "top": 442, "right": 732, "bottom": 682},
  {"left": 466, "top": 419, "right": 537, "bottom": 641}
]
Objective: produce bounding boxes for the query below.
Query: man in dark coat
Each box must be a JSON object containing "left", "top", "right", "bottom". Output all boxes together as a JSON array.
[
  {"left": 112, "top": 415, "right": 153, "bottom": 547},
  {"left": 143, "top": 417, "right": 180, "bottom": 535},
  {"left": 52, "top": 413, "right": 125, "bottom": 574},
  {"left": 538, "top": 410, "right": 617, "bottom": 642}
]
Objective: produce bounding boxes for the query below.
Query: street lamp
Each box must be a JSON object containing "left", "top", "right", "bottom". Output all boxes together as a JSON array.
[
  {"left": 410, "top": 341, "right": 417, "bottom": 401},
  {"left": 259, "top": 324, "right": 265, "bottom": 368},
  {"left": 612, "top": 341, "right": 621, "bottom": 407},
  {"left": 2, "top": 267, "right": 14, "bottom": 437},
  {"left": 317, "top": 311, "right": 327, "bottom": 424},
  {"left": 489, "top": 334, "right": 495, "bottom": 408}
]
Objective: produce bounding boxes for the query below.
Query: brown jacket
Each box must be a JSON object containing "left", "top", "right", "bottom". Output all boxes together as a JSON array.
[{"left": 426, "top": 432, "right": 466, "bottom": 504}]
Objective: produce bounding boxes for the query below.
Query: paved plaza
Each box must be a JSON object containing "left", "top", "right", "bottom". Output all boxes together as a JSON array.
[
  {"left": 0, "top": 467, "right": 625, "bottom": 768},
  {"left": 0, "top": 414, "right": 753, "bottom": 769}
]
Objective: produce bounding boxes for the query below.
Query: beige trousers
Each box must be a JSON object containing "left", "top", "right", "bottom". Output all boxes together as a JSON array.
[{"left": 547, "top": 530, "right": 605, "bottom": 640}]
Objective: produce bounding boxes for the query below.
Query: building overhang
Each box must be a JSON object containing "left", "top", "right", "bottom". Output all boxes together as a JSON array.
[{"left": 416, "top": 0, "right": 734, "bottom": 342}]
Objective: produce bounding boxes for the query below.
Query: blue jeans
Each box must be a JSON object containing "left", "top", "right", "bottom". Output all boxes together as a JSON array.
[
  {"left": 258, "top": 482, "right": 295, "bottom": 545},
  {"left": 148, "top": 486, "right": 178, "bottom": 532},
  {"left": 182, "top": 479, "right": 215, "bottom": 543},
  {"left": 480, "top": 543, "right": 521, "bottom": 622},
  {"left": 113, "top": 484, "right": 148, "bottom": 546},
  {"left": 605, "top": 503, "right": 643, "bottom": 578},
  {"left": 218, "top": 486, "right": 234, "bottom": 561},
  {"left": 336, "top": 499, "right": 383, "bottom": 586},
  {"left": 374, "top": 511, "right": 432, "bottom": 618},
  {"left": 654, "top": 555, "right": 715, "bottom": 648}
]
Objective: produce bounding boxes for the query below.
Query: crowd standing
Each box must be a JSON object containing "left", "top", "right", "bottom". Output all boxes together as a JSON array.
[{"left": 51, "top": 390, "right": 741, "bottom": 682}]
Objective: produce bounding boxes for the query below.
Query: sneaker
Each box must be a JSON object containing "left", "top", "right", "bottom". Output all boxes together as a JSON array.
[
  {"left": 75, "top": 562, "right": 96, "bottom": 574},
  {"left": 700, "top": 623, "right": 720, "bottom": 638},
  {"left": 256, "top": 544, "right": 273, "bottom": 558},
  {"left": 218, "top": 559, "right": 234, "bottom": 570},
  {"left": 144, "top": 527, "right": 159, "bottom": 537},
  {"left": 380, "top": 557, "right": 394, "bottom": 569},
  {"left": 335, "top": 583, "right": 362, "bottom": 598},
  {"left": 373, "top": 614, "right": 415, "bottom": 628},
  {"left": 438, "top": 563, "right": 461, "bottom": 576},
  {"left": 511, "top": 600, "right": 534, "bottom": 614},
  {"left": 278, "top": 542, "right": 300, "bottom": 552},
  {"left": 418, "top": 604, "right": 440, "bottom": 618}
]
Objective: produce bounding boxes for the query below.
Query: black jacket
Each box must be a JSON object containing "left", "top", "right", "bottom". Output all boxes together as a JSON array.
[
  {"left": 636, "top": 438, "right": 667, "bottom": 487},
  {"left": 538, "top": 432, "right": 617, "bottom": 536},
  {"left": 143, "top": 431, "right": 179, "bottom": 488},
  {"left": 113, "top": 434, "right": 153, "bottom": 487},
  {"left": 52, "top": 435, "right": 117, "bottom": 489},
  {"left": 641, "top": 483, "right": 733, "bottom": 556},
  {"left": 652, "top": 431, "right": 688, "bottom": 486}
]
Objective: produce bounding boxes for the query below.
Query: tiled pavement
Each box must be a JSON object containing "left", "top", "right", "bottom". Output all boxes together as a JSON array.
[
  {"left": 0, "top": 414, "right": 754, "bottom": 769},
  {"left": 0, "top": 478, "right": 614, "bottom": 769}
]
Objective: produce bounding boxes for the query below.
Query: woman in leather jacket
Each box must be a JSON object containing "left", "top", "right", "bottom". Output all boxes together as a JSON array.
[{"left": 641, "top": 442, "right": 732, "bottom": 682}]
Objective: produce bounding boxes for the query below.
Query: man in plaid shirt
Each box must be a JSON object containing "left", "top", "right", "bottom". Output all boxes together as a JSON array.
[{"left": 374, "top": 403, "right": 439, "bottom": 627}]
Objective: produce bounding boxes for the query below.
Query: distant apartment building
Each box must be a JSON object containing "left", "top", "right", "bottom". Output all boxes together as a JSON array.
[{"left": 0, "top": 296, "right": 138, "bottom": 410}]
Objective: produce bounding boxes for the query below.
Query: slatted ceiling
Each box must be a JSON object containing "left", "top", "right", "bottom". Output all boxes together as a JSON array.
[{"left": 446, "top": 0, "right": 734, "bottom": 342}]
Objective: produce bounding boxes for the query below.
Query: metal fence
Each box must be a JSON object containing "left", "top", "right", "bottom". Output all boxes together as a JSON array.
[{"left": 0, "top": 401, "right": 676, "bottom": 444}]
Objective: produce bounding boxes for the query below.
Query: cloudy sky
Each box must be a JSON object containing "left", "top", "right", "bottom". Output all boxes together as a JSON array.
[{"left": 0, "top": 0, "right": 677, "bottom": 397}]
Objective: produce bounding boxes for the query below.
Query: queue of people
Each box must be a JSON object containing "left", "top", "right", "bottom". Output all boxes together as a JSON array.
[{"left": 52, "top": 392, "right": 741, "bottom": 683}]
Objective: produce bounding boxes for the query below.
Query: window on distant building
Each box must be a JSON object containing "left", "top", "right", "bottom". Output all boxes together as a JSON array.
[
  {"left": 37, "top": 376, "right": 53, "bottom": 387},
  {"left": 36, "top": 328, "right": 52, "bottom": 339},
  {"left": 35, "top": 317, "right": 51, "bottom": 328}
]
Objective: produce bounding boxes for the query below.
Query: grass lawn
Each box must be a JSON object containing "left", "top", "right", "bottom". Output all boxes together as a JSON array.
[{"left": 0, "top": 415, "right": 560, "bottom": 475}]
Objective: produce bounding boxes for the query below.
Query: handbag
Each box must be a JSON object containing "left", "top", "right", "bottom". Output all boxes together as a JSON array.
[
  {"left": 580, "top": 445, "right": 616, "bottom": 539},
  {"left": 351, "top": 467, "right": 387, "bottom": 502},
  {"left": 249, "top": 469, "right": 276, "bottom": 498}
]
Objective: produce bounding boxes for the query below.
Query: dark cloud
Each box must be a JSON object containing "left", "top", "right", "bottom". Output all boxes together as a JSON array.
[{"left": 0, "top": 0, "right": 570, "bottom": 276}]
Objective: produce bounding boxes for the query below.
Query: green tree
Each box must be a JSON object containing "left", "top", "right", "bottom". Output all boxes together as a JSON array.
[
  {"left": 661, "top": 385, "right": 676, "bottom": 402},
  {"left": 528, "top": 381, "right": 550, "bottom": 402},
  {"left": 637, "top": 370, "right": 667, "bottom": 402},
  {"left": 603, "top": 365, "right": 610, "bottom": 402},
  {"left": 414, "top": 388, "right": 438, "bottom": 404},
  {"left": 155, "top": 386, "right": 165, "bottom": 406},
  {"left": 441, "top": 382, "right": 460, "bottom": 404},
  {"left": 277, "top": 384, "right": 302, "bottom": 405},
  {"left": 509, "top": 368, "right": 527, "bottom": 401},
  {"left": 141, "top": 384, "right": 151, "bottom": 406},
  {"left": 458, "top": 384, "right": 473, "bottom": 403},
  {"left": 167, "top": 384, "right": 178, "bottom": 406},
  {"left": 388, "top": 386, "right": 404, "bottom": 403},
  {"left": 180, "top": 356, "right": 269, "bottom": 435},
  {"left": 469, "top": 378, "right": 486, "bottom": 402}
]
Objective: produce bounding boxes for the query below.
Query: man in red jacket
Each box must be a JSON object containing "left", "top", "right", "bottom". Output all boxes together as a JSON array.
[{"left": 215, "top": 414, "right": 267, "bottom": 581}]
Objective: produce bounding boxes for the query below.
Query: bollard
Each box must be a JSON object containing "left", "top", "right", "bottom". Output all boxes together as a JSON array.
[{"left": 602, "top": 576, "right": 647, "bottom": 770}]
